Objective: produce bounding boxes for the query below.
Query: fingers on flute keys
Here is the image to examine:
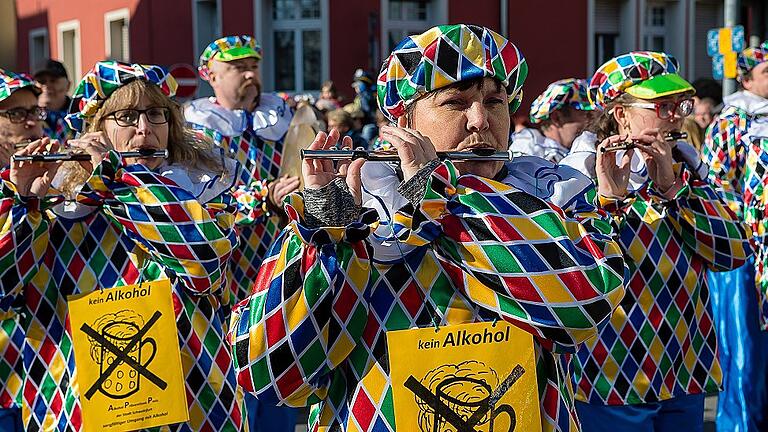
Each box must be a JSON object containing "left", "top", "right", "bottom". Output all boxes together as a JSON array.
[{"left": 597, "top": 135, "right": 627, "bottom": 154}]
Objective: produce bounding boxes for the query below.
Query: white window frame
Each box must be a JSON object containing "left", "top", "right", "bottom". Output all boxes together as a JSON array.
[
  {"left": 254, "top": 0, "right": 329, "bottom": 93},
  {"left": 57, "top": 20, "right": 81, "bottom": 88},
  {"left": 644, "top": 3, "right": 667, "bottom": 52},
  {"left": 380, "top": 0, "right": 447, "bottom": 54},
  {"left": 104, "top": 8, "right": 130, "bottom": 61},
  {"left": 28, "top": 27, "right": 49, "bottom": 71}
]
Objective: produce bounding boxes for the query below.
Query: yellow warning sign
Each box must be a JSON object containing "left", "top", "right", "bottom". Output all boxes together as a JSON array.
[
  {"left": 387, "top": 321, "right": 541, "bottom": 432},
  {"left": 68, "top": 279, "right": 189, "bottom": 432}
]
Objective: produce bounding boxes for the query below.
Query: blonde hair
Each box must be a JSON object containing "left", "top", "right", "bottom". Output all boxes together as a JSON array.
[
  {"left": 59, "top": 79, "right": 223, "bottom": 198},
  {"left": 588, "top": 94, "right": 640, "bottom": 142}
]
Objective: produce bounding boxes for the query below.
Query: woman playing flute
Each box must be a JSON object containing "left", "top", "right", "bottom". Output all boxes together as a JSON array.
[
  {"left": 229, "top": 25, "right": 627, "bottom": 431},
  {"left": 561, "top": 51, "right": 753, "bottom": 431},
  {"left": 0, "top": 61, "right": 242, "bottom": 431}
]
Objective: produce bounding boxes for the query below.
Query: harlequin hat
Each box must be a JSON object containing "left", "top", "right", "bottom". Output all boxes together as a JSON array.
[
  {"left": 737, "top": 41, "right": 768, "bottom": 77},
  {"left": 589, "top": 51, "right": 693, "bottom": 108},
  {"left": 198, "top": 35, "right": 262, "bottom": 81},
  {"left": 529, "top": 78, "right": 594, "bottom": 124},
  {"left": 377, "top": 24, "right": 527, "bottom": 122},
  {"left": 0, "top": 68, "right": 41, "bottom": 104},
  {"left": 65, "top": 61, "right": 177, "bottom": 132}
]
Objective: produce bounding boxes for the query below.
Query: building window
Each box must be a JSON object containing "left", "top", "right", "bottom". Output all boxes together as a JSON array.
[
  {"left": 28, "top": 27, "right": 49, "bottom": 71},
  {"left": 693, "top": 0, "right": 721, "bottom": 80},
  {"left": 383, "top": 0, "right": 432, "bottom": 52},
  {"left": 274, "top": 30, "right": 296, "bottom": 91},
  {"left": 57, "top": 20, "right": 81, "bottom": 92},
  {"left": 593, "top": 0, "right": 622, "bottom": 71},
  {"left": 644, "top": 4, "right": 666, "bottom": 51},
  {"left": 273, "top": 0, "right": 320, "bottom": 19},
  {"left": 195, "top": 0, "right": 221, "bottom": 55},
  {"left": 595, "top": 33, "right": 619, "bottom": 69},
  {"left": 194, "top": 0, "right": 221, "bottom": 97},
  {"left": 648, "top": 6, "right": 665, "bottom": 26},
  {"left": 271, "top": 0, "right": 325, "bottom": 92},
  {"left": 105, "top": 9, "right": 130, "bottom": 62}
]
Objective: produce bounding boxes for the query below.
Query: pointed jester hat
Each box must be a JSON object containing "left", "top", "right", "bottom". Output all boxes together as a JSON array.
[{"left": 376, "top": 24, "right": 528, "bottom": 123}]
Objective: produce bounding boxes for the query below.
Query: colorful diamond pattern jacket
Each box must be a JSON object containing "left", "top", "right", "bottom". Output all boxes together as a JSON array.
[
  {"left": 0, "top": 152, "right": 242, "bottom": 431},
  {"left": 230, "top": 159, "right": 627, "bottom": 431}
]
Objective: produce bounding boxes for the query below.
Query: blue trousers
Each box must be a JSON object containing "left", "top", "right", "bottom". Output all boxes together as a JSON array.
[
  {"left": 575, "top": 394, "right": 705, "bottom": 432},
  {"left": 709, "top": 262, "right": 768, "bottom": 432},
  {"left": 244, "top": 392, "right": 298, "bottom": 432},
  {"left": 0, "top": 407, "right": 22, "bottom": 432}
]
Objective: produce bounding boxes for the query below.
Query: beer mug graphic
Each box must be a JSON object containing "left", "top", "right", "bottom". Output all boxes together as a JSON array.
[
  {"left": 415, "top": 361, "right": 516, "bottom": 432},
  {"left": 88, "top": 311, "right": 157, "bottom": 399},
  {"left": 433, "top": 376, "right": 515, "bottom": 432}
]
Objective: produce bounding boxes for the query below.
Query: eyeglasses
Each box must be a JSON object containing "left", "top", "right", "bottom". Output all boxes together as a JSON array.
[
  {"left": 0, "top": 106, "right": 47, "bottom": 124},
  {"left": 106, "top": 107, "right": 171, "bottom": 127},
  {"left": 624, "top": 99, "right": 694, "bottom": 120}
]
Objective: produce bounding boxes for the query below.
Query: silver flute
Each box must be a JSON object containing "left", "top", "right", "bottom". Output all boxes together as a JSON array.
[
  {"left": 301, "top": 148, "right": 516, "bottom": 162},
  {"left": 13, "top": 149, "right": 169, "bottom": 162},
  {"left": 600, "top": 131, "right": 688, "bottom": 153}
]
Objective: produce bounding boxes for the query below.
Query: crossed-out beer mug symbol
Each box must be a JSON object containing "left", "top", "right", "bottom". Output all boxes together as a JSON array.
[
  {"left": 406, "top": 362, "right": 524, "bottom": 432},
  {"left": 97, "top": 321, "right": 157, "bottom": 398},
  {"left": 82, "top": 310, "right": 166, "bottom": 400},
  {"left": 433, "top": 376, "right": 515, "bottom": 432}
]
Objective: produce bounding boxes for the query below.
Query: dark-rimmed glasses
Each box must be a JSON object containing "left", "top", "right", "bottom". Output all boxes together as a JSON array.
[
  {"left": 105, "top": 107, "right": 171, "bottom": 127},
  {"left": 0, "top": 106, "right": 47, "bottom": 124}
]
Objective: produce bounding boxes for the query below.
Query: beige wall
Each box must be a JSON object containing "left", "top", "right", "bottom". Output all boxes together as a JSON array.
[{"left": 0, "top": 0, "right": 17, "bottom": 70}]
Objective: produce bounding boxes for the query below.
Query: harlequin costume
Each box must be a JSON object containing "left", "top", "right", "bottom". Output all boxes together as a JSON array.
[
  {"left": 560, "top": 51, "right": 752, "bottom": 431},
  {"left": 510, "top": 78, "right": 594, "bottom": 163},
  {"left": 42, "top": 99, "right": 75, "bottom": 144},
  {"left": 184, "top": 35, "right": 299, "bottom": 431},
  {"left": 702, "top": 40, "right": 768, "bottom": 432},
  {"left": 0, "top": 61, "right": 243, "bottom": 431},
  {"left": 184, "top": 35, "right": 294, "bottom": 313},
  {"left": 229, "top": 24, "right": 627, "bottom": 432},
  {"left": 0, "top": 68, "right": 41, "bottom": 432},
  {"left": 32, "top": 60, "right": 75, "bottom": 144}
]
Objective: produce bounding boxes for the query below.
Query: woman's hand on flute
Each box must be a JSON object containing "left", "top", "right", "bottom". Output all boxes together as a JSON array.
[
  {"left": 303, "top": 128, "right": 365, "bottom": 205},
  {"left": 67, "top": 132, "right": 113, "bottom": 173},
  {"left": 379, "top": 125, "right": 438, "bottom": 181},
  {"left": 596, "top": 134, "right": 634, "bottom": 200},
  {"left": 631, "top": 128, "right": 681, "bottom": 199},
  {"left": 10, "top": 138, "right": 62, "bottom": 198}
]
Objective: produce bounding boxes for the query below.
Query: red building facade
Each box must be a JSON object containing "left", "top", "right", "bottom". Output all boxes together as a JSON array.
[{"left": 13, "top": 0, "right": 589, "bottom": 108}]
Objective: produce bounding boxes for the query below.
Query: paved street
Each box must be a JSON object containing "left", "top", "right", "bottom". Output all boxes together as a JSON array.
[{"left": 705, "top": 395, "right": 717, "bottom": 431}]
